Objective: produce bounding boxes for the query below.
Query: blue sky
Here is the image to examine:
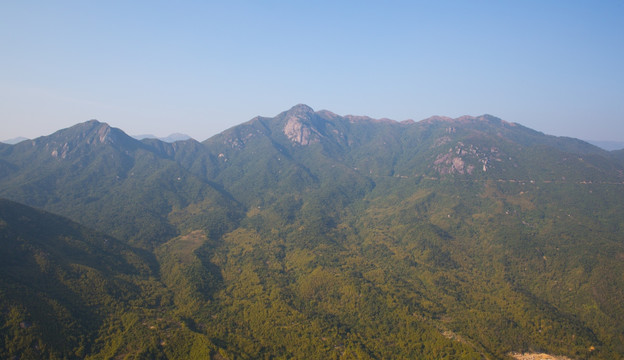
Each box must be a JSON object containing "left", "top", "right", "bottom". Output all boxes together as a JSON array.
[{"left": 1, "top": 1, "right": 623, "bottom": 141}]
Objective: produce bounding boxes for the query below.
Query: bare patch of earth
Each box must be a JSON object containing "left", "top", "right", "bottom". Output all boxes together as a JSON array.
[{"left": 509, "top": 352, "right": 572, "bottom": 360}]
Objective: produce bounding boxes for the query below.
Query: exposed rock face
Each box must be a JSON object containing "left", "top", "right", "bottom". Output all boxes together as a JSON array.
[
  {"left": 282, "top": 104, "right": 321, "bottom": 145},
  {"left": 283, "top": 118, "right": 320, "bottom": 145},
  {"left": 433, "top": 151, "right": 473, "bottom": 175},
  {"left": 50, "top": 143, "right": 70, "bottom": 159},
  {"left": 94, "top": 123, "right": 113, "bottom": 144},
  {"left": 432, "top": 141, "right": 504, "bottom": 175}
]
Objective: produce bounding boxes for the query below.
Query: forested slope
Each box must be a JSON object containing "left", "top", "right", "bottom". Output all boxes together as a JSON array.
[{"left": 1, "top": 105, "right": 623, "bottom": 359}]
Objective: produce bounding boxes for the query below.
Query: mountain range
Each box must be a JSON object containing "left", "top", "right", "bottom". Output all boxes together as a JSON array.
[{"left": 1, "top": 104, "right": 623, "bottom": 359}]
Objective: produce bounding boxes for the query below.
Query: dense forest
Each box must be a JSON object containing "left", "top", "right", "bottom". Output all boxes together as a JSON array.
[{"left": 1, "top": 105, "right": 623, "bottom": 359}]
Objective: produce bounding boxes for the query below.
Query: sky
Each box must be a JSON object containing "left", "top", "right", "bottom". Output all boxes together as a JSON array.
[{"left": 1, "top": 1, "right": 623, "bottom": 142}]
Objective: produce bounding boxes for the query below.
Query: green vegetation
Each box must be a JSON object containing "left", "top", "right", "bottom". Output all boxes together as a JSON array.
[{"left": 1, "top": 106, "right": 624, "bottom": 358}]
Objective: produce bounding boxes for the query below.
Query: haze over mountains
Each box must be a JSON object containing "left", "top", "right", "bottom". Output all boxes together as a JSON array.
[
  {"left": 3, "top": 111, "right": 623, "bottom": 152},
  {"left": 1, "top": 137, "right": 29, "bottom": 145},
  {"left": 1, "top": 134, "right": 193, "bottom": 145},
  {"left": 132, "top": 133, "right": 193, "bottom": 143},
  {"left": 1, "top": 105, "right": 623, "bottom": 359},
  {"left": 585, "top": 140, "right": 624, "bottom": 151}
]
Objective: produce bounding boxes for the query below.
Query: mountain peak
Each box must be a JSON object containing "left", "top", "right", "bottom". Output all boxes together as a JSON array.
[
  {"left": 77, "top": 119, "right": 110, "bottom": 133},
  {"left": 36, "top": 120, "right": 139, "bottom": 160},
  {"left": 64, "top": 120, "right": 117, "bottom": 145},
  {"left": 282, "top": 104, "right": 322, "bottom": 145},
  {"left": 286, "top": 104, "right": 315, "bottom": 116}
]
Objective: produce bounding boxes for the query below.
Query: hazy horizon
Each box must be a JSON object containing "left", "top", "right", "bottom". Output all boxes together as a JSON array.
[
  {"left": 3, "top": 106, "right": 624, "bottom": 152},
  {"left": 2, "top": 1, "right": 623, "bottom": 141}
]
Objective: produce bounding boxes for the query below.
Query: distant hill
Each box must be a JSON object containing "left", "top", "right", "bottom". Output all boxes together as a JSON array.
[
  {"left": 132, "top": 133, "right": 158, "bottom": 140},
  {"left": 586, "top": 140, "right": 624, "bottom": 151},
  {"left": 1, "top": 105, "right": 623, "bottom": 358},
  {"left": 1, "top": 136, "right": 29, "bottom": 145},
  {"left": 133, "top": 133, "right": 192, "bottom": 143}
]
